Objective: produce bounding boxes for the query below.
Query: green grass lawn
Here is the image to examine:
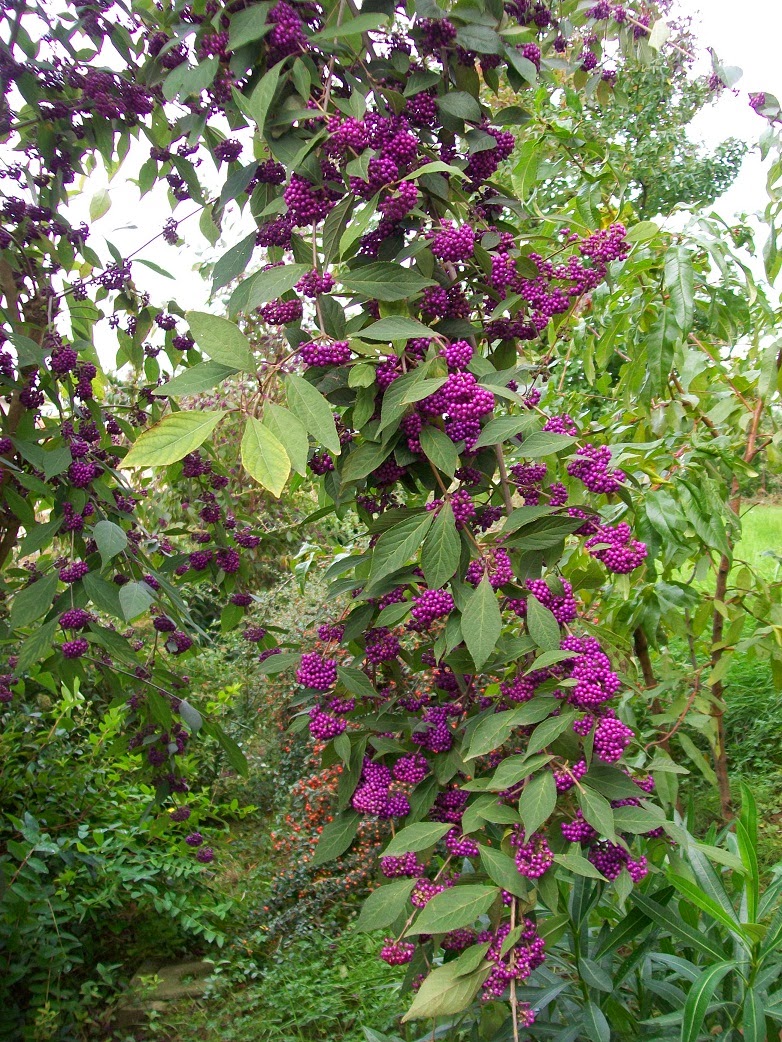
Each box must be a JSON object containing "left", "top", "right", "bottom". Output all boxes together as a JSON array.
[{"left": 736, "top": 503, "right": 782, "bottom": 580}]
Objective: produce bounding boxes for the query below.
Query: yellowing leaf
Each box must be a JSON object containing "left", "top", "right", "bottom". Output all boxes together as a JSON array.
[
  {"left": 241, "top": 417, "right": 290, "bottom": 496},
  {"left": 123, "top": 411, "right": 227, "bottom": 468}
]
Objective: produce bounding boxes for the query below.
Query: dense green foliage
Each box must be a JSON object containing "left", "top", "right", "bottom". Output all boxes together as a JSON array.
[{"left": 1, "top": 0, "right": 782, "bottom": 1038}]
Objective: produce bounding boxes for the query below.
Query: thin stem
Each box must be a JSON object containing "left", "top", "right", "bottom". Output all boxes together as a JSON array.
[
  {"left": 494, "top": 444, "right": 514, "bottom": 517},
  {"left": 510, "top": 897, "right": 519, "bottom": 1042}
]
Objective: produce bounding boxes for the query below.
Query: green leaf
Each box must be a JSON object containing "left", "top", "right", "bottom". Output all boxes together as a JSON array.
[
  {"left": 681, "top": 962, "right": 736, "bottom": 1042},
  {"left": 664, "top": 247, "right": 694, "bottom": 333},
  {"left": 248, "top": 62, "right": 282, "bottom": 130},
  {"left": 632, "top": 893, "right": 728, "bottom": 960},
  {"left": 583, "top": 1001, "right": 611, "bottom": 1042},
  {"left": 519, "top": 770, "right": 557, "bottom": 834},
  {"left": 83, "top": 573, "right": 122, "bottom": 618},
  {"left": 646, "top": 307, "right": 680, "bottom": 397},
  {"left": 365, "top": 513, "right": 433, "bottom": 591},
  {"left": 360, "top": 317, "right": 434, "bottom": 341},
  {"left": 583, "top": 765, "right": 650, "bottom": 802},
  {"left": 211, "top": 233, "right": 256, "bottom": 292},
  {"left": 119, "top": 581, "right": 155, "bottom": 622},
  {"left": 669, "top": 875, "right": 749, "bottom": 946},
  {"left": 422, "top": 503, "right": 460, "bottom": 589},
  {"left": 92, "top": 520, "right": 128, "bottom": 568},
  {"left": 20, "top": 518, "right": 61, "bottom": 557},
  {"left": 683, "top": 844, "right": 742, "bottom": 925},
  {"left": 348, "top": 363, "right": 376, "bottom": 388},
  {"left": 466, "top": 708, "right": 526, "bottom": 762},
  {"left": 123, "top": 411, "right": 227, "bottom": 468},
  {"left": 479, "top": 845, "right": 527, "bottom": 899},
  {"left": 403, "top": 160, "right": 466, "bottom": 180},
  {"left": 437, "top": 91, "right": 482, "bottom": 123},
  {"left": 178, "top": 699, "right": 203, "bottom": 734},
  {"left": 420, "top": 426, "right": 459, "bottom": 477},
  {"left": 336, "top": 666, "right": 377, "bottom": 699},
  {"left": 154, "top": 361, "right": 239, "bottom": 397},
  {"left": 505, "top": 45, "right": 537, "bottom": 84},
  {"left": 241, "top": 418, "right": 291, "bottom": 497},
  {"left": 456, "top": 24, "right": 501, "bottom": 52},
  {"left": 228, "top": 3, "right": 272, "bottom": 48},
  {"left": 340, "top": 263, "right": 436, "bottom": 301},
  {"left": 229, "top": 263, "right": 310, "bottom": 316},
  {"left": 742, "top": 987, "right": 766, "bottom": 1042},
  {"left": 377, "top": 366, "right": 431, "bottom": 433},
  {"left": 402, "top": 961, "right": 490, "bottom": 1022},
  {"left": 10, "top": 573, "right": 58, "bottom": 630},
  {"left": 482, "top": 752, "right": 554, "bottom": 791},
  {"left": 162, "top": 57, "right": 218, "bottom": 101},
  {"left": 17, "top": 619, "right": 58, "bottom": 672},
  {"left": 625, "top": 220, "right": 660, "bottom": 243},
  {"left": 286, "top": 374, "right": 341, "bottom": 455},
  {"left": 256, "top": 650, "right": 301, "bottom": 675},
  {"left": 208, "top": 721, "right": 249, "bottom": 777},
  {"left": 186, "top": 311, "right": 254, "bottom": 370},
  {"left": 340, "top": 441, "right": 393, "bottom": 483},
  {"left": 555, "top": 853, "right": 606, "bottom": 880},
  {"left": 399, "top": 378, "right": 448, "bottom": 405},
  {"left": 612, "top": 804, "right": 666, "bottom": 834},
  {"left": 89, "top": 187, "right": 111, "bottom": 222},
  {"left": 313, "top": 12, "right": 388, "bottom": 39},
  {"left": 512, "top": 139, "right": 539, "bottom": 201},
  {"left": 526, "top": 597, "right": 561, "bottom": 652},
  {"left": 383, "top": 822, "right": 452, "bottom": 856},
  {"left": 518, "top": 431, "right": 577, "bottom": 458},
  {"left": 503, "top": 505, "right": 556, "bottom": 533},
  {"left": 461, "top": 795, "right": 520, "bottom": 834},
  {"left": 462, "top": 577, "right": 502, "bottom": 671},
  {"left": 340, "top": 195, "right": 379, "bottom": 255},
  {"left": 473, "top": 415, "right": 536, "bottom": 450},
  {"left": 648, "top": 18, "right": 670, "bottom": 50},
  {"left": 262, "top": 403, "right": 309, "bottom": 476},
  {"left": 312, "top": 810, "right": 360, "bottom": 865},
  {"left": 323, "top": 196, "right": 354, "bottom": 265},
  {"left": 355, "top": 878, "right": 417, "bottom": 933},
  {"left": 407, "top": 885, "right": 498, "bottom": 935},
  {"left": 578, "top": 787, "right": 615, "bottom": 841}
]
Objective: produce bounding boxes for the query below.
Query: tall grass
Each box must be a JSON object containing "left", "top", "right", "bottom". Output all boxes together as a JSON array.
[{"left": 736, "top": 504, "right": 782, "bottom": 580}]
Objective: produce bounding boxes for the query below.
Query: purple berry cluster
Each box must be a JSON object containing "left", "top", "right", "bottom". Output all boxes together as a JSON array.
[
  {"left": 299, "top": 340, "right": 351, "bottom": 367},
  {"left": 568, "top": 443, "right": 626, "bottom": 494},
  {"left": 585, "top": 521, "right": 648, "bottom": 573},
  {"left": 431, "top": 221, "right": 476, "bottom": 262},
  {"left": 296, "top": 652, "right": 337, "bottom": 691}
]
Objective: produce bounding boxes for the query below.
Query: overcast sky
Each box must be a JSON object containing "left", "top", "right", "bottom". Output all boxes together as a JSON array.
[
  {"left": 677, "top": 0, "right": 782, "bottom": 217},
  {"left": 77, "top": 0, "right": 782, "bottom": 366}
]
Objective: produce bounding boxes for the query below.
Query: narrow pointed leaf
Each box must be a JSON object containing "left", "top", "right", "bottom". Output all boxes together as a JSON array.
[
  {"left": 519, "top": 770, "right": 557, "bottom": 834},
  {"left": 681, "top": 962, "right": 736, "bottom": 1042},
  {"left": 366, "top": 513, "right": 433, "bottom": 590},
  {"left": 462, "top": 577, "right": 502, "bottom": 670},
  {"left": 422, "top": 503, "right": 460, "bottom": 588}
]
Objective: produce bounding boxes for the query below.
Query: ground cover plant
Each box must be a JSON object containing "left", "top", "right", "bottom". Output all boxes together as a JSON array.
[{"left": 1, "top": 0, "right": 782, "bottom": 1038}]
